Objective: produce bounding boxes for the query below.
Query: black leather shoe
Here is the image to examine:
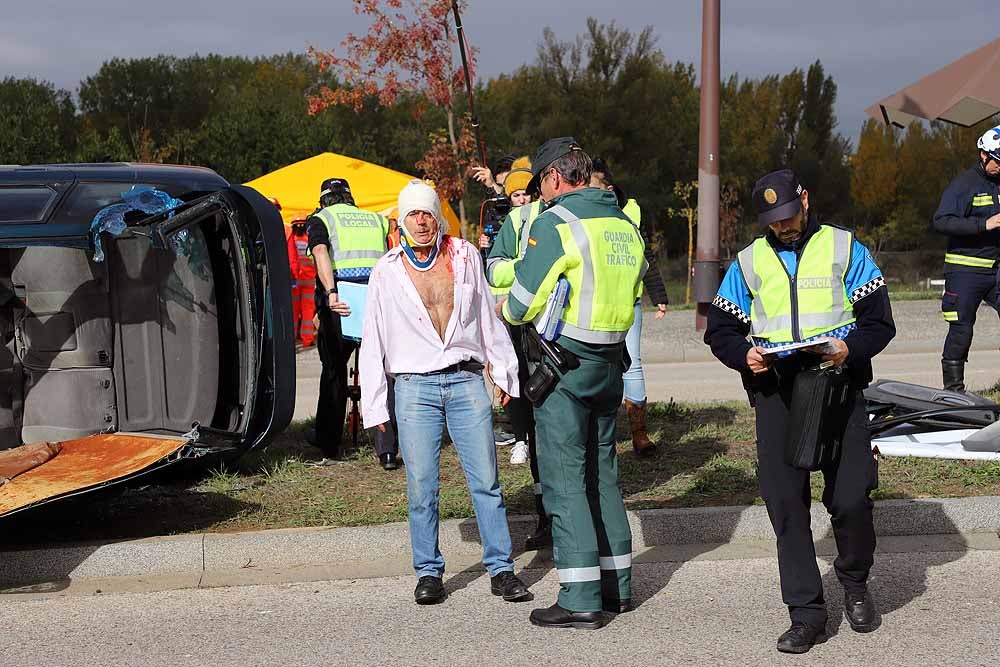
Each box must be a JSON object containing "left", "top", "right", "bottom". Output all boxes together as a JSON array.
[
  {"left": 776, "top": 623, "right": 825, "bottom": 654},
  {"left": 379, "top": 453, "right": 400, "bottom": 470},
  {"left": 490, "top": 571, "right": 533, "bottom": 602},
  {"left": 844, "top": 589, "right": 878, "bottom": 632},
  {"left": 529, "top": 603, "right": 608, "bottom": 630},
  {"left": 602, "top": 599, "right": 633, "bottom": 614},
  {"left": 413, "top": 576, "right": 446, "bottom": 605},
  {"left": 524, "top": 522, "right": 552, "bottom": 551}
]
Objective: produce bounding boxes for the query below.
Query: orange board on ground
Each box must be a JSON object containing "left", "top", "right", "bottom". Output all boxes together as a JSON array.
[{"left": 0, "top": 434, "right": 188, "bottom": 518}]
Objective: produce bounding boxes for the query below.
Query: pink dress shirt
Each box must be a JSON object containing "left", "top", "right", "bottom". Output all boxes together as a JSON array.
[{"left": 359, "top": 235, "right": 520, "bottom": 428}]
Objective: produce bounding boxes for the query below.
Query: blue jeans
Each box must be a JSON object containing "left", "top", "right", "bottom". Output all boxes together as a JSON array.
[
  {"left": 623, "top": 302, "right": 646, "bottom": 403},
  {"left": 394, "top": 368, "right": 515, "bottom": 579}
]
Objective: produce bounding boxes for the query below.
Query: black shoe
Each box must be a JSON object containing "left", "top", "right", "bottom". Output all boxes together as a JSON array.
[
  {"left": 529, "top": 603, "right": 608, "bottom": 630},
  {"left": 414, "top": 576, "right": 446, "bottom": 605},
  {"left": 524, "top": 522, "right": 552, "bottom": 551},
  {"left": 602, "top": 599, "right": 633, "bottom": 614},
  {"left": 844, "top": 589, "right": 878, "bottom": 633},
  {"left": 490, "top": 571, "right": 533, "bottom": 602},
  {"left": 379, "top": 453, "right": 400, "bottom": 471},
  {"left": 776, "top": 622, "right": 825, "bottom": 654}
]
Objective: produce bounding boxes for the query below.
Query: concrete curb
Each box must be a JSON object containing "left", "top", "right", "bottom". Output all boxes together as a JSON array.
[{"left": 2, "top": 496, "right": 999, "bottom": 587}]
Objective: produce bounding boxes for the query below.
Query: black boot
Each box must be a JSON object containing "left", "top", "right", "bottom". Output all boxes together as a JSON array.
[
  {"left": 525, "top": 518, "right": 552, "bottom": 551},
  {"left": 414, "top": 576, "right": 446, "bottom": 605},
  {"left": 942, "top": 359, "right": 966, "bottom": 392},
  {"left": 844, "top": 589, "right": 878, "bottom": 632},
  {"left": 776, "top": 622, "right": 825, "bottom": 654},
  {"left": 490, "top": 571, "right": 533, "bottom": 602},
  {"left": 529, "top": 603, "right": 608, "bottom": 630}
]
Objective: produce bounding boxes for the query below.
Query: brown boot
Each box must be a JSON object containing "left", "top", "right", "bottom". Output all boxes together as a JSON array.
[{"left": 625, "top": 400, "right": 657, "bottom": 458}]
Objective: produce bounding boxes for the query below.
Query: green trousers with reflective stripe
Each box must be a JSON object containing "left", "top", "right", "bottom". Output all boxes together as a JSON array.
[{"left": 533, "top": 350, "right": 632, "bottom": 612}]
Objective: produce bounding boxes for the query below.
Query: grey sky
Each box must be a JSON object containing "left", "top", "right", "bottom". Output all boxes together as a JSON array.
[{"left": 2, "top": 1, "right": 997, "bottom": 145}]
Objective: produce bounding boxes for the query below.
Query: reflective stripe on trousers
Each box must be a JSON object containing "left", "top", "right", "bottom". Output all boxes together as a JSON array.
[{"left": 945, "top": 253, "right": 996, "bottom": 269}]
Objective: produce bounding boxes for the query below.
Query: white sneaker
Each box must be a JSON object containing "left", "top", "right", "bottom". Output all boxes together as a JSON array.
[{"left": 510, "top": 441, "right": 529, "bottom": 464}]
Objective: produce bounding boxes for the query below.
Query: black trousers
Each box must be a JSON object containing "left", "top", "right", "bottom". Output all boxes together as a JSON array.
[
  {"left": 941, "top": 270, "right": 1000, "bottom": 362},
  {"left": 315, "top": 307, "right": 397, "bottom": 458},
  {"left": 754, "top": 380, "right": 878, "bottom": 628},
  {"left": 506, "top": 324, "right": 544, "bottom": 520},
  {"left": 376, "top": 377, "right": 398, "bottom": 457},
  {"left": 314, "top": 307, "right": 353, "bottom": 457}
]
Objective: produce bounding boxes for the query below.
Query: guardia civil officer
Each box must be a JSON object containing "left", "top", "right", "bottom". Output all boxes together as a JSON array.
[
  {"left": 704, "top": 169, "right": 895, "bottom": 654},
  {"left": 500, "top": 138, "right": 645, "bottom": 629},
  {"left": 307, "top": 178, "right": 397, "bottom": 468},
  {"left": 931, "top": 126, "right": 1000, "bottom": 391}
]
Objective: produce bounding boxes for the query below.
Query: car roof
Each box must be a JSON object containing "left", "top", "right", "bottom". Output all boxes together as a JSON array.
[
  {"left": 0, "top": 163, "right": 232, "bottom": 232},
  {"left": 0, "top": 163, "right": 229, "bottom": 190}
]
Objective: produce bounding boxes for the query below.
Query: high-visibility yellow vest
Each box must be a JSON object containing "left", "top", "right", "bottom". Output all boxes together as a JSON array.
[
  {"left": 488, "top": 200, "right": 543, "bottom": 297},
  {"left": 543, "top": 204, "right": 646, "bottom": 344},
  {"left": 736, "top": 225, "right": 855, "bottom": 343},
  {"left": 623, "top": 199, "right": 640, "bottom": 226},
  {"left": 309, "top": 203, "right": 389, "bottom": 272},
  {"left": 622, "top": 198, "right": 645, "bottom": 298},
  {"left": 514, "top": 200, "right": 544, "bottom": 258}
]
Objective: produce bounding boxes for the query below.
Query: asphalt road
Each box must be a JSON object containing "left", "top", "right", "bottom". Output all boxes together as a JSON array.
[
  {"left": 292, "top": 299, "right": 1000, "bottom": 418},
  {"left": 3, "top": 538, "right": 997, "bottom": 667}
]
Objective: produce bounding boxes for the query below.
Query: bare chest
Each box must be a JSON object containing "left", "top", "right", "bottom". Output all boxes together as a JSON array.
[{"left": 404, "top": 259, "right": 455, "bottom": 341}]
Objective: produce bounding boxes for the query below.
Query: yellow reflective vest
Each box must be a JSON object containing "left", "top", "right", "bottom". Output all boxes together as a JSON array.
[
  {"left": 736, "top": 225, "right": 856, "bottom": 343},
  {"left": 309, "top": 203, "right": 390, "bottom": 272},
  {"left": 514, "top": 203, "right": 646, "bottom": 344}
]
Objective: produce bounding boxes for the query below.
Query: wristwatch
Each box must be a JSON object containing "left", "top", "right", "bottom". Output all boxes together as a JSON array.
[{"left": 326, "top": 288, "right": 337, "bottom": 296}]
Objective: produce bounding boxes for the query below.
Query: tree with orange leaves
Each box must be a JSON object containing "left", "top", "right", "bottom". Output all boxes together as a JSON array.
[{"left": 308, "top": 0, "right": 476, "bottom": 237}]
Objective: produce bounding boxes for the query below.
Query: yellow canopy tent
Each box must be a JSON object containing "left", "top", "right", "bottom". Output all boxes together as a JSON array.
[{"left": 244, "top": 152, "right": 460, "bottom": 233}]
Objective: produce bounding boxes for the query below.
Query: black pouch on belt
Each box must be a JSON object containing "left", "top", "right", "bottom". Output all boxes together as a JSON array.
[
  {"left": 524, "top": 361, "right": 558, "bottom": 406},
  {"left": 522, "top": 326, "right": 577, "bottom": 406},
  {"left": 784, "top": 365, "right": 851, "bottom": 470}
]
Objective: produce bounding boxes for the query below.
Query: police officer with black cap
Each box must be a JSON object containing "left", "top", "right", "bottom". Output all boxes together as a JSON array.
[
  {"left": 705, "top": 169, "right": 896, "bottom": 653},
  {"left": 307, "top": 178, "right": 396, "bottom": 467}
]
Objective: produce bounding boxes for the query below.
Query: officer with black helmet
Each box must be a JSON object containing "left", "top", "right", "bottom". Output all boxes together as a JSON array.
[
  {"left": 307, "top": 178, "right": 397, "bottom": 468},
  {"left": 705, "top": 169, "right": 896, "bottom": 653}
]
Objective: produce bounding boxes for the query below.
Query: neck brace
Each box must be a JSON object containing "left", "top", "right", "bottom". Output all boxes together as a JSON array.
[{"left": 399, "top": 226, "right": 443, "bottom": 271}]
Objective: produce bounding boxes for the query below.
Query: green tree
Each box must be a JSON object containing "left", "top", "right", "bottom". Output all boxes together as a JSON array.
[
  {"left": 850, "top": 119, "right": 899, "bottom": 252},
  {"left": 0, "top": 77, "right": 76, "bottom": 163},
  {"left": 78, "top": 55, "right": 257, "bottom": 161}
]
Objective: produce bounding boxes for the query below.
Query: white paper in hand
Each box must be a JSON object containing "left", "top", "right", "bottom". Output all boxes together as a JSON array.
[{"left": 759, "top": 336, "right": 837, "bottom": 356}]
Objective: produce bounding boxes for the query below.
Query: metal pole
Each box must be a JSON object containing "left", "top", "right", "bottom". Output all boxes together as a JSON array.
[
  {"left": 694, "top": 0, "right": 721, "bottom": 331},
  {"left": 451, "top": 1, "right": 487, "bottom": 167}
]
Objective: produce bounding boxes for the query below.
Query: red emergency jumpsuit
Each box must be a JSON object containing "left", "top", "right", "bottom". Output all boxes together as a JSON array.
[{"left": 287, "top": 227, "right": 316, "bottom": 346}]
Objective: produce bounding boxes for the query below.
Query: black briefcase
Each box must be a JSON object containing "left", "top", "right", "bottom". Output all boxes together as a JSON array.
[{"left": 784, "top": 365, "right": 851, "bottom": 470}]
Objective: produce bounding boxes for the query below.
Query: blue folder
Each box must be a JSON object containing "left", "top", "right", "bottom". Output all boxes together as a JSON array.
[{"left": 337, "top": 282, "right": 368, "bottom": 342}]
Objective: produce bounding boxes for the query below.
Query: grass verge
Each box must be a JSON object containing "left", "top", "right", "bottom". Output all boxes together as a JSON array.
[{"left": 6, "top": 396, "right": 1000, "bottom": 545}]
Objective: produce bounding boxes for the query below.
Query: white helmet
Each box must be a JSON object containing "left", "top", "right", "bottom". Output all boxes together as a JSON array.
[{"left": 977, "top": 126, "right": 1000, "bottom": 161}]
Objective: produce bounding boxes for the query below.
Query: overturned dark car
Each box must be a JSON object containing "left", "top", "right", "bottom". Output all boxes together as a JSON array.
[{"left": 0, "top": 164, "right": 295, "bottom": 520}]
